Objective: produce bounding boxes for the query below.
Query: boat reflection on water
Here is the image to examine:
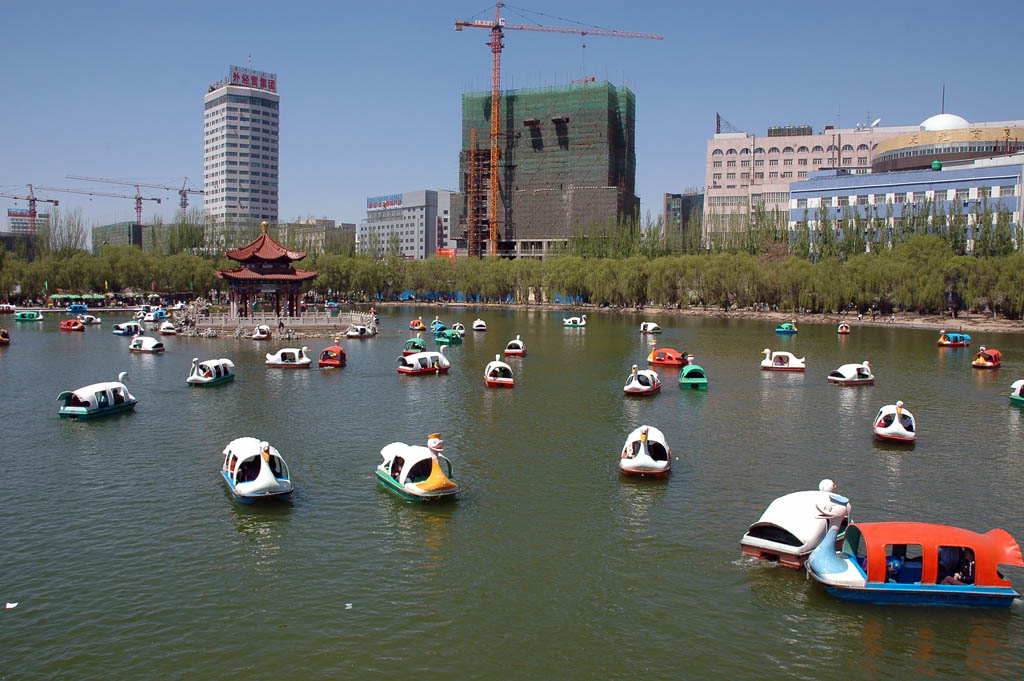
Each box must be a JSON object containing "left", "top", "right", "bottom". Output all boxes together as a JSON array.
[{"left": 228, "top": 500, "right": 292, "bottom": 574}]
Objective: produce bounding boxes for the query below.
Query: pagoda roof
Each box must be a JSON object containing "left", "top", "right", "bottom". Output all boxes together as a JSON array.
[
  {"left": 218, "top": 267, "right": 319, "bottom": 282},
  {"left": 225, "top": 232, "right": 307, "bottom": 262}
]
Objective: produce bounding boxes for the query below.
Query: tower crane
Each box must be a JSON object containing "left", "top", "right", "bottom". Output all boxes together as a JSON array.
[
  {"left": 35, "top": 186, "right": 161, "bottom": 225},
  {"left": 0, "top": 185, "right": 60, "bottom": 234},
  {"left": 66, "top": 175, "right": 204, "bottom": 214},
  {"left": 455, "top": 3, "right": 662, "bottom": 257}
]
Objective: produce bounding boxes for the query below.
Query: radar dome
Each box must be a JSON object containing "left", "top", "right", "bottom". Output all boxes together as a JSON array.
[{"left": 920, "top": 113, "right": 970, "bottom": 131}]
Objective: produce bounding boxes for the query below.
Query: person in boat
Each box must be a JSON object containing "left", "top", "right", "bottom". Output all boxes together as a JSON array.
[{"left": 941, "top": 548, "right": 975, "bottom": 585}]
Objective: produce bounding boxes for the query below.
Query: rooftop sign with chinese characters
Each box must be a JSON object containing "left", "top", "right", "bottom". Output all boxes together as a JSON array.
[
  {"left": 209, "top": 65, "right": 278, "bottom": 93},
  {"left": 367, "top": 194, "right": 403, "bottom": 210}
]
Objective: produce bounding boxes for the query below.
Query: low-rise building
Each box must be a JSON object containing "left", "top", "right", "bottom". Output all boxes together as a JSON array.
[{"left": 6, "top": 209, "right": 50, "bottom": 235}]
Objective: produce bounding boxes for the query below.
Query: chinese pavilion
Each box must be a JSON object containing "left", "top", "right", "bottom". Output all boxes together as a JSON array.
[{"left": 218, "top": 222, "right": 318, "bottom": 317}]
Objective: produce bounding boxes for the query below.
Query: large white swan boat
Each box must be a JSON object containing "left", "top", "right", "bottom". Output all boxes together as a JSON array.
[
  {"left": 187, "top": 358, "right": 235, "bottom": 386},
  {"left": 827, "top": 361, "right": 873, "bottom": 386},
  {"left": 57, "top": 372, "right": 137, "bottom": 419},
  {"left": 872, "top": 401, "right": 916, "bottom": 443},
  {"left": 484, "top": 354, "right": 514, "bottom": 388},
  {"left": 375, "top": 433, "right": 460, "bottom": 501},
  {"left": 265, "top": 347, "right": 311, "bottom": 368},
  {"left": 128, "top": 335, "right": 165, "bottom": 353},
  {"left": 623, "top": 364, "right": 661, "bottom": 395},
  {"left": 397, "top": 348, "right": 450, "bottom": 375},
  {"left": 760, "top": 348, "right": 805, "bottom": 372},
  {"left": 618, "top": 425, "right": 671, "bottom": 477},
  {"left": 740, "top": 479, "right": 852, "bottom": 568},
  {"left": 221, "top": 438, "right": 293, "bottom": 502}
]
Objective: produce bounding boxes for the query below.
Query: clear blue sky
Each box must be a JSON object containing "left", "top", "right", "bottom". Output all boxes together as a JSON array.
[{"left": 2, "top": 0, "right": 1023, "bottom": 231}]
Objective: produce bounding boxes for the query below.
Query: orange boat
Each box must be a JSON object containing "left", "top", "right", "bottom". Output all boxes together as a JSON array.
[
  {"left": 60, "top": 319, "right": 86, "bottom": 332},
  {"left": 647, "top": 342, "right": 686, "bottom": 367},
  {"left": 0, "top": 328, "right": 9, "bottom": 345},
  {"left": 318, "top": 345, "right": 346, "bottom": 368},
  {"left": 972, "top": 346, "right": 1002, "bottom": 369}
]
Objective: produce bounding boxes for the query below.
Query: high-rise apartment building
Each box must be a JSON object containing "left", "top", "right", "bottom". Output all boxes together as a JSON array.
[
  {"left": 5, "top": 209, "right": 49, "bottom": 235},
  {"left": 203, "top": 65, "right": 280, "bottom": 234}
]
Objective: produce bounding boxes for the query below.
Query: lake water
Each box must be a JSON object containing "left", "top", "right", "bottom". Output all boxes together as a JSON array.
[{"left": 2, "top": 308, "right": 1023, "bottom": 680}]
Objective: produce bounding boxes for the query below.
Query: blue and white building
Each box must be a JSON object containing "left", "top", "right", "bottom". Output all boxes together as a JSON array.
[{"left": 788, "top": 155, "right": 1023, "bottom": 246}]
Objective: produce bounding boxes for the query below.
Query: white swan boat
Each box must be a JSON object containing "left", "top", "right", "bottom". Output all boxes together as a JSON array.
[
  {"left": 128, "top": 335, "right": 165, "bottom": 353},
  {"left": 375, "top": 433, "right": 460, "bottom": 501},
  {"left": 251, "top": 324, "right": 272, "bottom": 340},
  {"left": 827, "top": 361, "right": 873, "bottom": 386},
  {"left": 57, "top": 371, "right": 137, "bottom": 419},
  {"left": 619, "top": 425, "right": 671, "bottom": 477},
  {"left": 472, "top": 319, "right": 487, "bottom": 331},
  {"left": 451, "top": 322, "right": 466, "bottom": 336},
  {"left": 640, "top": 321, "right": 662, "bottom": 334},
  {"left": 143, "top": 312, "right": 158, "bottom": 323},
  {"left": 76, "top": 314, "right": 101, "bottom": 325},
  {"left": 623, "top": 364, "right": 661, "bottom": 395},
  {"left": 221, "top": 438, "right": 293, "bottom": 502},
  {"left": 504, "top": 335, "right": 525, "bottom": 357},
  {"left": 872, "top": 401, "right": 916, "bottom": 443},
  {"left": 112, "top": 321, "right": 142, "bottom": 336},
  {"left": 761, "top": 348, "right": 805, "bottom": 372},
  {"left": 159, "top": 320, "right": 177, "bottom": 336},
  {"left": 346, "top": 324, "right": 376, "bottom": 338},
  {"left": 265, "top": 346, "right": 311, "bottom": 368},
  {"left": 484, "top": 354, "right": 514, "bottom": 388},
  {"left": 740, "top": 479, "right": 852, "bottom": 568},
  {"left": 563, "top": 314, "right": 587, "bottom": 327},
  {"left": 397, "top": 348, "right": 450, "bottom": 375},
  {"left": 187, "top": 357, "right": 235, "bottom": 386}
]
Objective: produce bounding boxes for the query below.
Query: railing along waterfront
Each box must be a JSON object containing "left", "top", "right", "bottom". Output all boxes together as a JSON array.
[{"left": 198, "top": 311, "right": 372, "bottom": 330}]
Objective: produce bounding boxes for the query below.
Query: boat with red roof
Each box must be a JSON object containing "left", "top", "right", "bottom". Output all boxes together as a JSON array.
[
  {"left": 647, "top": 341, "right": 685, "bottom": 367},
  {"left": 60, "top": 319, "right": 86, "bottom": 332},
  {"left": 318, "top": 345, "right": 346, "bottom": 368},
  {"left": 972, "top": 346, "right": 1002, "bottom": 369},
  {"left": 807, "top": 521, "right": 1023, "bottom": 607}
]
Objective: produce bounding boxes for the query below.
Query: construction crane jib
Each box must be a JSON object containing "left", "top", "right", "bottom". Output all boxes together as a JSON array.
[
  {"left": 36, "top": 186, "right": 161, "bottom": 225},
  {"left": 455, "top": 3, "right": 662, "bottom": 257},
  {"left": 66, "top": 175, "right": 204, "bottom": 214}
]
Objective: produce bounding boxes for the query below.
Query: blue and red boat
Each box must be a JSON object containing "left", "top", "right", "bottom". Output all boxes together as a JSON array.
[
  {"left": 807, "top": 521, "right": 1023, "bottom": 607},
  {"left": 937, "top": 330, "right": 970, "bottom": 347}
]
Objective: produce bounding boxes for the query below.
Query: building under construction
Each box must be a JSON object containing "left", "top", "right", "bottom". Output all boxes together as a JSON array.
[{"left": 454, "top": 81, "right": 639, "bottom": 258}]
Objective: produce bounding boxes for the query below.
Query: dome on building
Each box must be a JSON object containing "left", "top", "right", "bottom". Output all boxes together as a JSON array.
[{"left": 920, "top": 113, "right": 970, "bottom": 131}]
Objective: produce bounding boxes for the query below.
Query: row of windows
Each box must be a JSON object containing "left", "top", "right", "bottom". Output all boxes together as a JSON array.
[
  {"left": 795, "top": 185, "right": 1018, "bottom": 208},
  {"left": 205, "top": 94, "right": 280, "bottom": 110},
  {"left": 714, "top": 143, "right": 874, "bottom": 156}
]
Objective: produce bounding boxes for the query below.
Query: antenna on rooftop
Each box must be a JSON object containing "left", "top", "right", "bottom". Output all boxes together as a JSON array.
[
  {"left": 941, "top": 83, "right": 945, "bottom": 114},
  {"left": 715, "top": 113, "right": 741, "bottom": 134}
]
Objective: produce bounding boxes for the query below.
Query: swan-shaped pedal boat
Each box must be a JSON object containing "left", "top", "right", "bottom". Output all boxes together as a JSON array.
[
  {"left": 972, "top": 346, "right": 1002, "bottom": 369},
  {"left": 775, "top": 321, "right": 798, "bottom": 334},
  {"left": 619, "top": 425, "right": 671, "bottom": 477},
  {"left": 640, "top": 321, "right": 662, "bottom": 334},
  {"left": 251, "top": 324, "right": 272, "bottom": 340},
  {"left": 563, "top": 314, "right": 587, "bottom": 327},
  {"left": 740, "top": 479, "right": 851, "bottom": 568},
  {"left": 409, "top": 317, "right": 426, "bottom": 330},
  {"left": 451, "top": 322, "right": 466, "bottom": 336},
  {"left": 265, "top": 346, "right": 311, "bottom": 368},
  {"left": 77, "top": 314, "right": 101, "bottom": 325},
  {"left": 60, "top": 319, "right": 86, "bottom": 332},
  {"left": 129, "top": 335, "right": 164, "bottom": 353},
  {"left": 403, "top": 335, "right": 426, "bottom": 356},
  {"left": 346, "top": 324, "right": 377, "bottom": 339},
  {"left": 221, "top": 438, "right": 293, "bottom": 502},
  {"left": 837, "top": 322, "right": 851, "bottom": 334},
  {"left": 623, "top": 364, "right": 661, "bottom": 395},
  {"left": 806, "top": 521, "right": 1024, "bottom": 607},
  {"left": 58, "top": 372, "right": 137, "bottom": 419},
  {"left": 472, "top": 318, "right": 487, "bottom": 331},
  {"left": 159, "top": 320, "right": 177, "bottom": 336},
  {"left": 430, "top": 317, "right": 446, "bottom": 334},
  {"left": 397, "top": 347, "right": 450, "bottom": 375},
  {"left": 647, "top": 341, "right": 685, "bottom": 367},
  {"left": 376, "top": 433, "right": 460, "bottom": 501},
  {"left": 484, "top": 354, "right": 514, "bottom": 388},
  {"left": 318, "top": 345, "right": 346, "bottom": 368},
  {"left": 112, "top": 321, "right": 142, "bottom": 336},
  {"left": 937, "top": 330, "right": 970, "bottom": 347},
  {"left": 504, "top": 335, "right": 525, "bottom": 357},
  {"left": 872, "top": 400, "right": 916, "bottom": 443},
  {"left": 827, "top": 361, "right": 874, "bottom": 386},
  {"left": 187, "top": 358, "right": 235, "bottom": 386},
  {"left": 761, "top": 348, "right": 805, "bottom": 372},
  {"left": 1010, "top": 380, "right": 1024, "bottom": 407},
  {"left": 15, "top": 310, "right": 43, "bottom": 322}
]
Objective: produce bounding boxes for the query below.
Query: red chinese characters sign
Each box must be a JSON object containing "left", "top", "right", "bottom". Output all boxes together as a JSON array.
[{"left": 229, "top": 65, "right": 277, "bottom": 92}]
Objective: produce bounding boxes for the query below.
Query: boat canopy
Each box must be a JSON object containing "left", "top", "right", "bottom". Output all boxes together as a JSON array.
[
  {"left": 320, "top": 346, "right": 344, "bottom": 359},
  {"left": 681, "top": 364, "right": 706, "bottom": 379},
  {"left": 975, "top": 348, "right": 1002, "bottom": 363},
  {"left": 749, "top": 490, "right": 849, "bottom": 549},
  {"left": 843, "top": 522, "right": 1023, "bottom": 587}
]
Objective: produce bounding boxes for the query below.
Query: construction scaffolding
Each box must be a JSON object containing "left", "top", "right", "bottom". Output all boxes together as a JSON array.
[{"left": 454, "top": 81, "right": 639, "bottom": 256}]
